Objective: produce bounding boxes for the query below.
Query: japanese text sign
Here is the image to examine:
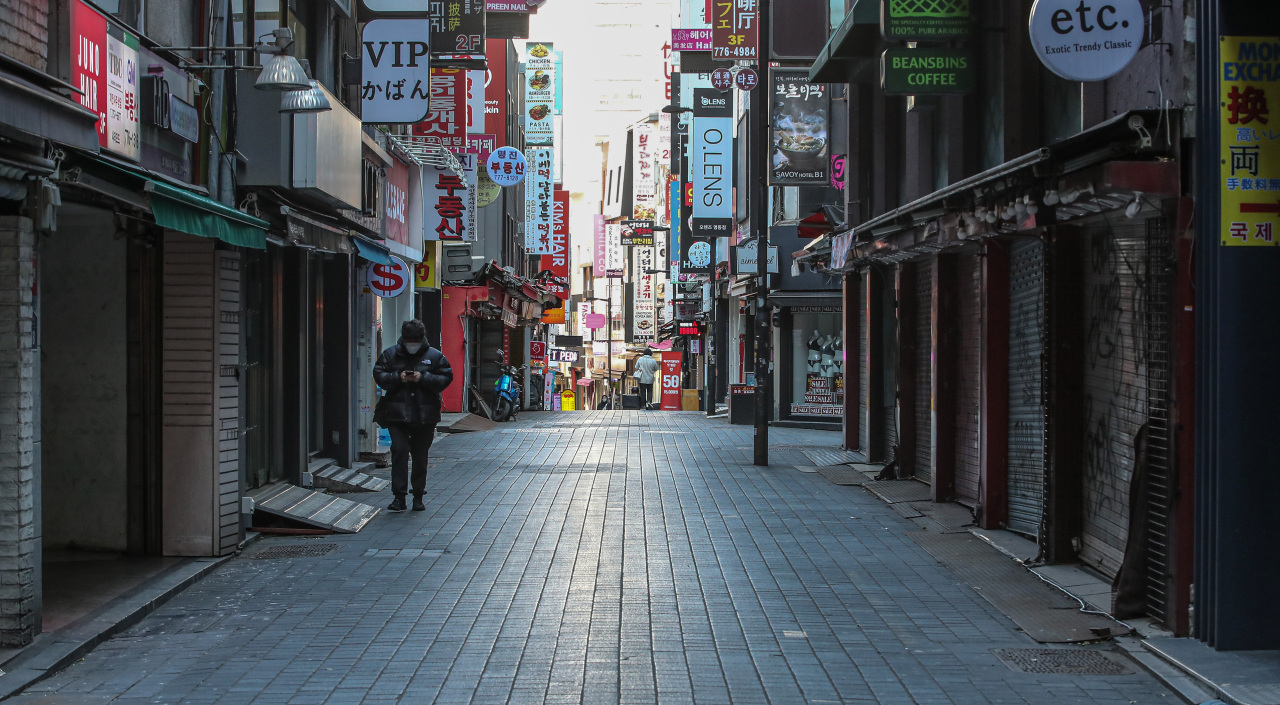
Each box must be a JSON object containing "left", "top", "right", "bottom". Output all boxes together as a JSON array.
[
  {"left": 1220, "top": 36, "right": 1280, "bottom": 247},
  {"left": 361, "top": 20, "right": 432, "bottom": 124},
  {"left": 708, "top": 0, "right": 758, "bottom": 61},
  {"left": 525, "top": 42, "right": 555, "bottom": 146},
  {"left": 430, "top": 0, "right": 485, "bottom": 60}
]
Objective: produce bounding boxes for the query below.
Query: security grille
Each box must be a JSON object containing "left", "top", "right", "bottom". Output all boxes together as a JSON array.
[
  {"left": 247, "top": 543, "right": 339, "bottom": 559},
  {"left": 993, "top": 649, "right": 1133, "bottom": 676},
  {"left": 914, "top": 258, "right": 934, "bottom": 482},
  {"left": 1143, "top": 217, "right": 1175, "bottom": 623},
  {"left": 954, "top": 253, "right": 983, "bottom": 504},
  {"left": 1007, "top": 239, "right": 1047, "bottom": 537}
]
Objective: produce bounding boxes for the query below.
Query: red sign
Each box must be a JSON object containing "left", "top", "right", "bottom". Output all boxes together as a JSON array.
[
  {"left": 484, "top": 38, "right": 508, "bottom": 148},
  {"left": 708, "top": 0, "right": 759, "bottom": 61},
  {"left": 70, "top": 1, "right": 107, "bottom": 147},
  {"left": 540, "top": 189, "right": 570, "bottom": 299},
  {"left": 367, "top": 257, "right": 410, "bottom": 298},
  {"left": 385, "top": 156, "right": 410, "bottom": 246},
  {"left": 710, "top": 67, "right": 734, "bottom": 91},
  {"left": 412, "top": 68, "right": 466, "bottom": 147},
  {"left": 660, "top": 352, "right": 683, "bottom": 410},
  {"left": 530, "top": 340, "right": 547, "bottom": 363}
]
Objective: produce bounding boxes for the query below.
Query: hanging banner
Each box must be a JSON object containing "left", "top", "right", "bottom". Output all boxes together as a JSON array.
[
  {"left": 632, "top": 123, "right": 655, "bottom": 219},
  {"left": 770, "top": 70, "right": 830, "bottom": 185},
  {"left": 593, "top": 214, "right": 607, "bottom": 273},
  {"left": 660, "top": 352, "right": 683, "bottom": 410},
  {"left": 466, "top": 70, "right": 486, "bottom": 133},
  {"left": 680, "top": 176, "right": 711, "bottom": 274},
  {"left": 385, "top": 155, "right": 411, "bottom": 247},
  {"left": 709, "top": 0, "right": 758, "bottom": 61},
  {"left": 411, "top": 67, "right": 466, "bottom": 147},
  {"left": 484, "top": 38, "right": 508, "bottom": 147},
  {"left": 621, "top": 219, "right": 655, "bottom": 247},
  {"left": 524, "top": 147, "right": 555, "bottom": 253},
  {"left": 1220, "top": 36, "right": 1280, "bottom": 247},
  {"left": 541, "top": 189, "right": 570, "bottom": 298},
  {"left": 430, "top": 0, "right": 485, "bottom": 62},
  {"left": 106, "top": 27, "right": 141, "bottom": 160},
  {"left": 524, "top": 41, "right": 555, "bottom": 145},
  {"left": 543, "top": 370, "right": 556, "bottom": 410},
  {"left": 632, "top": 246, "right": 657, "bottom": 342},
  {"left": 691, "top": 89, "right": 733, "bottom": 238},
  {"left": 605, "top": 223, "right": 625, "bottom": 276},
  {"left": 360, "top": 20, "right": 432, "bottom": 124},
  {"left": 424, "top": 154, "right": 477, "bottom": 241},
  {"left": 529, "top": 340, "right": 548, "bottom": 373}
]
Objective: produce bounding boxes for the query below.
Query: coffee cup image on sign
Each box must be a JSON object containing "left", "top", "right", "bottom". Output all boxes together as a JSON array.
[{"left": 773, "top": 109, "right": 828, "bottom": 171}]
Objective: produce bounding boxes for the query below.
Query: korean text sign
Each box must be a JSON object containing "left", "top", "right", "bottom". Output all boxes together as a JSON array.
[
  {"left": 524, "top": 148, "right": 555, "bottom": 253},
  {"left": 412, "top": 67, "right": 466, "bottom": 146},
  {"left": 424, "top": 154, "right": 477, "bottom": 241},
  {"left": 1220, "top": 36, "right": 1280, "bottom": 247},
  {"left": 660, "top": 353, "right": 683, "bottom": 410},
  {"left": 361, "top": 20, "right": 432, "bottom": 124},
  {"left": 708, "top": 0, "right": 758, "bottom": 60},
  {"left": 770, "top": 70, "right": 829, "bottom": 185}
]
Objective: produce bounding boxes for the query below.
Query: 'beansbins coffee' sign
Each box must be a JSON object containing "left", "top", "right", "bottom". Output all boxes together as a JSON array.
[
  {"left": 1029, "top": 0, "right": 1143, "bottom": 82},
  {"left": 881, "top": 48, "right": 974, "bottom": 95}
]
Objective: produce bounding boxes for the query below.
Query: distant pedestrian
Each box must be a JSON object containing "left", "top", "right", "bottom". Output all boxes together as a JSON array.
[
  {"left": 374, "top": 320, "right": 453, "bottom": 512},
  {"left": 634, "top": 348, "right": 660, "bottom": 410}
]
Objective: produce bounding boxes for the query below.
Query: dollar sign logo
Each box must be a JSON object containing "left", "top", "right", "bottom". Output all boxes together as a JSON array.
[{"left": 372, "top": 263, "right": 404, "bottom": 294}]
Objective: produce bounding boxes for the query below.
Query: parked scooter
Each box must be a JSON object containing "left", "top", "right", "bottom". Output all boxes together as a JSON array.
[{"left": 491, "top": 353, "right": 526, "bottom": 422}]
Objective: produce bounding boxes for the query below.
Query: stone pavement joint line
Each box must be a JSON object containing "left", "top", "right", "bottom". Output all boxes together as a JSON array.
[{"left": 20, "top": 411, "right": 1177, "bottom": 704}]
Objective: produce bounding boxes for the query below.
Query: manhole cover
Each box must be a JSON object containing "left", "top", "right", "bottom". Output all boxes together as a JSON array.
[
  {"left": 993, "top": 649, "right": 1133, "bottom": 675},
  {"left": 246, "top": 543, "right": 339, "bottom": 559}
]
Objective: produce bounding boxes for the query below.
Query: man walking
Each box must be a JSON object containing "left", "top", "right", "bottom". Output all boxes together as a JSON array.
[
  {"left": 634, "top": 348, "right": 660, "bottom": 410},
  {"left": 374, "top": 320, "right": 453, "bottom": 512}
]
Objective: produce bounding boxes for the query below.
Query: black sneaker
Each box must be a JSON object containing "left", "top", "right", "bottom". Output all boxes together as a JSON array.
[
  {"left": 412, "top": 497, "right": 426, "bottom": 512},
  {"left": 387, "top": 496, "right": 407, "bottom": 512}
]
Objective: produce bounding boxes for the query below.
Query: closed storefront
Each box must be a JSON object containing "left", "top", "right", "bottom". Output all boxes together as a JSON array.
[
  {"left": 1078, "top": 220, "right": 1173, "bottom": 582},
  {"left": 953, "top": 251, "right": 982, "bottom": 505},
  {"left": 1007, "top": 238, "right": 1047, "bottom": 537},
  {"left": 858, "top": 279, "right": 870, "bottom": 454},
  {"left": 914, "top": 258, "right": 934, "bottom": 483}
]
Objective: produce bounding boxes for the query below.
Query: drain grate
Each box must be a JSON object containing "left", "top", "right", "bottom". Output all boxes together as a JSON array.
[
  {"left": 993, "top": 648, "right": 1133, "bottom": 675},
  {"left": 246, "top": 543, "right": 340, "bottom": 560}
]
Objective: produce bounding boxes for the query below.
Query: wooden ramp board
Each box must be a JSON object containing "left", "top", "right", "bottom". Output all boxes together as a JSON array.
[
  {"left": 313, "top": 463, "right": 391, "bottom": 493},
  {"left": 448, "top": 413, "right": 500, "bottom": 432},
  {"left": 250, "top": 485, "right": 379, "bottom": 534},
  {"left": 908, "top": 530, "right": 1132, "bottom": 643},
  {"left": 863, "top": 479, "right": 933, "bottom": 504}
]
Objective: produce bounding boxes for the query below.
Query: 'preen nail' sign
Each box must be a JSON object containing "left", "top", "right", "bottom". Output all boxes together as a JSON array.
[
  {"left": 361, "top": 20, "right": 432, "bottom": 123},
  {"left": 1028, "top": 0, "right": 1143, "bottom": 82}
]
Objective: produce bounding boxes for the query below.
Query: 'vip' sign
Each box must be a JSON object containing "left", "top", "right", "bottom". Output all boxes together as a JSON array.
[{"left": 360, "top": 20, "right": 432, "bottom": 124}]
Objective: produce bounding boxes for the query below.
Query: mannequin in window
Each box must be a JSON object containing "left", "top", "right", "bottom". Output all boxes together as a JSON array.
[
  {"left": 820, "top": 334, "right": 836, "bottom": 378},
  {"left": 807, "top": 330, "right": 822, "bottom": 374},
  {"left": 832, "top": 333, "right": 844, "bottom": 376}
]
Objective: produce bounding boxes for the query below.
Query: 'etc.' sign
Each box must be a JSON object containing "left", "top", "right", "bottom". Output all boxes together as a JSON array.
[{"left": 1029, "top": 0, "right": 1143, "bottom": 82}]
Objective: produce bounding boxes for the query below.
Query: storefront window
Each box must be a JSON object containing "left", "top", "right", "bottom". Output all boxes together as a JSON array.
[{"left": 789, "top": 307, "right": 843, "bottom": 418}]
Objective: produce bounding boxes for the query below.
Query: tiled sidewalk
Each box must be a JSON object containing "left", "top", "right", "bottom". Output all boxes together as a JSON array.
[{"left": 17, "top": 412, "right": 1177, "bottom": 704}]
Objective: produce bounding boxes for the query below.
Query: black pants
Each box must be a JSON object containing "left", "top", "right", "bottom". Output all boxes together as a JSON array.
[
  {"left": 638, "top": 382, "right": 654, "bottom": 408},
  {"left": 388, "top": 424, "right": 434, "bottom": 497}
]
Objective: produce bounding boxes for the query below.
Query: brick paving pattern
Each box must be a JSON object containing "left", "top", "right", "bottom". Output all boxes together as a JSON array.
[{"left": 19, "top": 412, "right": 1176, "bottom": 704}]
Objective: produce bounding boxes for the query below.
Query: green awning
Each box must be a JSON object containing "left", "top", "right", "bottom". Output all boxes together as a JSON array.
[
  {"left": 809, "top": 0, "right": 880, "bottom": 83},
  {"left": 146, "top": 181, "right": 269, "bottom": 249}
]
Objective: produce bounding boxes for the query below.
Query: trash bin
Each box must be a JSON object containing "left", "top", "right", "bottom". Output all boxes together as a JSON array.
[{"left": 730, "top": 385, "right": 755, "bottom": 425}]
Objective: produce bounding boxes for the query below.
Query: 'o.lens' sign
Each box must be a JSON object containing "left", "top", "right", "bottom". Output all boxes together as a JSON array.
[{"left": 1029, "top": 0, "right": 1143, "bottom": 82}]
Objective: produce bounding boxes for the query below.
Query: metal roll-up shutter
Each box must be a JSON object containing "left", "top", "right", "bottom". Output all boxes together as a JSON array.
[
  {"left": 954, "top": 253, "right": 982, "bottom": 504},
  {"left": 859, "top": 279, "right": 870, "bottom": 453},
  {"left": 1141, "top": 218, "right": 1175, "bottom": 621},
  {"left": 1007, "top": 239, "right": 1046, "bottom": 537},
  {"left": 914, "top": 258, "right": 934, "bottom": 482},
  {"left": 1080, "top": 223, "right": 1156, "bottom": 579}
]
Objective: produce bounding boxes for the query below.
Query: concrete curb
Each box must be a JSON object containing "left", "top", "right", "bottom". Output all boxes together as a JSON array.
[{"left": 0, "top": 537, "right": 256, "bottom": 701}]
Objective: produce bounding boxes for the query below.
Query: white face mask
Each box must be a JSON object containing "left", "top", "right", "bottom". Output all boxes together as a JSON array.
[{"left": 404, "top": 342, "right": 423, "bottom": 354}]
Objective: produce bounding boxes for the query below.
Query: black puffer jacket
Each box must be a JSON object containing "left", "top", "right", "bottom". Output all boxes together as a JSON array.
[{"left": 373, "top": 339, "right": 454, "bottom": 426}]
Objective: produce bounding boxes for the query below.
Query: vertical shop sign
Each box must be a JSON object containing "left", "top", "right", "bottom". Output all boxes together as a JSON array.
[
  {"left": 770, "top": 70, "right": 829, "bottom": 184},
  {"left": 593, "top": 214, "right": 607, "bottom": 273},
  {"left": 1220, "top": 36, "right": 1280, "bottom": 247},
  {"left": 633, "top": 246, "right": 656, "bottom": 342},
  {"left": 543, "top": 370, "right": 556, "bottom": 410},
  {"left": 466, "top": 70, "right": 485, "bottom": 133},
  {"left": 541, "top": 190, "right": 570, "bottom": 298},
  {"left": 105, "top": 27, "right": 141, "bottom": 160},
  {"left": 412, "top": 68, "right": 466, "bottom": 147},
  {"left": 691, "top": 89, "right": 733, "bottom": 238},
  {"left": 71, "top": 1, "right": 107, "bottom": 146},
  {"left": 620, "top": 219, "right": 655, "bottom": 247},
  {"left": 423, "top": 154, "right": 476, "bottom": 241},
  {"left": 361, "top": 20, "right": 432, "bottom": 124},
  {"left": 605, "top": 223, "right": 625, "bottom": 276},
  {"left": 525, "top": 42, "right": 555, "bottom": 145},
  {"left": 484, "top": 38, "right": 508, "bottom": 146},
  {"left": 524, "top": 148, "right": 554, "bottom": 253},
  {"left": 529, "top": 341, "right": 548, "bottom": 373},
  {"left": 415, "top": 242, "right": 440, "bottom": 288},
  {"left": 633, "top": 123, "right": 655, "bottom": 219},
  {"left": 385, "top": 156, "right": 411, "bottom": 247},
  {"left": 660, "top": 353, "right": 683, "bottom": 410},
  {"left": 430, "top": 0, "right": 485, "bottom": 60},
  {"left": 709, "top": 0, "right": 758, "bottom": 60}
]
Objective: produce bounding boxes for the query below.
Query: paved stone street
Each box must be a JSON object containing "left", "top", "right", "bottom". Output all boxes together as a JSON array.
[{"left": 16, "top": 412, "right": 1178, "bottom": 704}]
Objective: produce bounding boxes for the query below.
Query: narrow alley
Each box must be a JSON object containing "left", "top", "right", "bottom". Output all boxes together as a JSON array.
[{"left": 11, "top": 413, "right": 1177, "bottom": 704}]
